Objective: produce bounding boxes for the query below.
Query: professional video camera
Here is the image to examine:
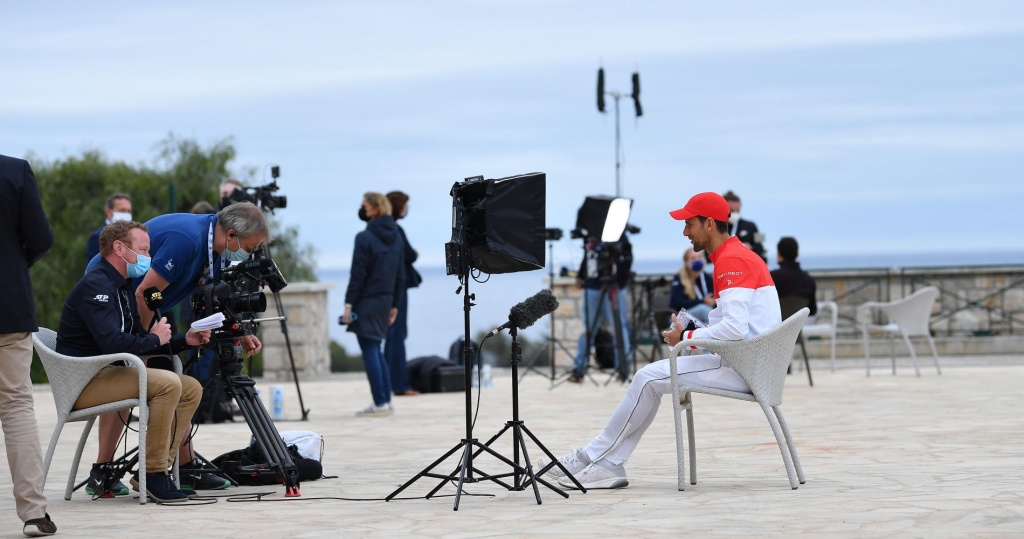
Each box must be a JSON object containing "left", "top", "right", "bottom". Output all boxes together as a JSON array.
[{"left": 221, "top": 166, "right": 288, "bottom": 213}]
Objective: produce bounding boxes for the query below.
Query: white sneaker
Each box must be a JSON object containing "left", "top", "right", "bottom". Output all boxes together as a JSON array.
[
  {"left": 536, "top": 447, "right": 588, "bottom": 479},
  {"left": 355, "top": 403, "right": 393, "bottom": 417},
  {"left": 557, "top": 462, "right": 628, "bottom": 489}
]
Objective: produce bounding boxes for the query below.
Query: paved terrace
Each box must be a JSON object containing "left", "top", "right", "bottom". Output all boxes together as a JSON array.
[{"left": 2, "top": 356, "right": 1023, "bottom": 538}]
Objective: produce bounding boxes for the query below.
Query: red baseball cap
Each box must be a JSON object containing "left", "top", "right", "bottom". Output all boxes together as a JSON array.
[{"left": 669, "top": 192, "right": 731, "bottom": 222}]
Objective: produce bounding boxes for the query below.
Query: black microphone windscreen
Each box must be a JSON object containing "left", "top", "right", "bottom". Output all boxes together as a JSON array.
[
  {"left": 510, "top": 289, "right": 560, "bottom": 330},
  {"left": 143, "top": 287, "right": 163, "bottom": 309}
]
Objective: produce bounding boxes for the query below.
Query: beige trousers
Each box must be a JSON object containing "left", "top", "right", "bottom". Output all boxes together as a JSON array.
[
  {"left": 0, "top": 332, "right": 48, "bottom": 522},
  {"left": 75, "top": 365, "right": 201, "bottom": 472}
]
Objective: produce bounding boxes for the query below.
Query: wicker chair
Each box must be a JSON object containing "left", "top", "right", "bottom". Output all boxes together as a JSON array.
[
  {"left": 669, "top": 308, "right": 809, "bottom": 490},
  {"left": 32, "top": 328, "right": 180, "bottom": 504},
  {"left": 856, "top": 286, "right": 941, "bottom": 377}
]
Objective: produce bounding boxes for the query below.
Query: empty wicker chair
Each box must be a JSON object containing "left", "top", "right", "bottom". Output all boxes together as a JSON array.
[{"left": 856, "top": 287, "right": 941, "bottom": 377}]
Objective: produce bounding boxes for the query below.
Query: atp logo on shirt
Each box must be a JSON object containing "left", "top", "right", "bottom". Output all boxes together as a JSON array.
[
  {"left": 165, "top": 259, "right": 174, "bottom": 272},
  {"left": 93, "top": 294, "right": 109, "bottom": 303}
]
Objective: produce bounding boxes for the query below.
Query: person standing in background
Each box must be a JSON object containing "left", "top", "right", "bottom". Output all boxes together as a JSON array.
[
  {"left": 384, "top": 191, "right": 422, "bottom": 397},
  {"left": 0, "top": 154, "right": 57, "bottom": 536},
  {"left": 85, "top": 193, "right": 132, "bottom": 262},
  {"left": 722, "top": 190, "right": 767, "bottom": 263},
  {"left": 342, "top": 192, "right": 405, "bottom": 416}
]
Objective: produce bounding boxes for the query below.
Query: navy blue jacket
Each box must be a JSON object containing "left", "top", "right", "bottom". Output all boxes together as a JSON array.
[
  {"left": 57, "top": 258, "right": 188, "bottom": 357},
  {"left": 771, "top": 260, "right": 818, "bottom": 316},
  {"left": 0, "top": 155, "right": 52, "bottom": 334},
  {"left": 395, "top": 224, "right": 421, "bottom": 289},
  {"left": 670, "top": 271, "right": 715, "bottom": 312},
  {"left": 345, "top": 216, "right": 405, "bottom": 341},
  {"left": 85, "top": 224, "right": 104, "bottom": 262}
]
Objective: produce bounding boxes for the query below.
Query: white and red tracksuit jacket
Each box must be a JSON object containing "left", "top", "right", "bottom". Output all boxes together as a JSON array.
[{"left": 684, "top": 236, "right": 782, "bottom": 342}]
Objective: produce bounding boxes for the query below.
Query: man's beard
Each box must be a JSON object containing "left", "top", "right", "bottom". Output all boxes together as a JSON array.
[{"left": 688, "top": 237, "right": 704, "bottom": 252}]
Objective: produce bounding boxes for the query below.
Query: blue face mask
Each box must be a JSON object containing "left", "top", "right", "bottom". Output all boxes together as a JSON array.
[
  {"left": 119, "top": 244, "right": 151, "bottom": 278},
  {"left": 224, "top": 234, "right": 251, "bottom": 262},
  {"left": 690, "top": 259, "right": 705, "bottom": 272}
]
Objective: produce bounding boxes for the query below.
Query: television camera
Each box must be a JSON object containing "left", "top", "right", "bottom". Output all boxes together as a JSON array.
[
  {"left": 190, "top": 248, "right": 301, "bottom": 496},
  {"left": 221, "top": 166, "right": 288, "bottom": 213}
]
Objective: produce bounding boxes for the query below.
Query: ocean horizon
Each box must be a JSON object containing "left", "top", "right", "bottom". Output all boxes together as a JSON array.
[{"left": 318, "top": 249, "right": 1024, "bottom": 359}]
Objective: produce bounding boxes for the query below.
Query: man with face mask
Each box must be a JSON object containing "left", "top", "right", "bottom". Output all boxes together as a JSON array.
[
  {"left": 85, "top": 193, "right": 133, "bottom": 262},
  {"left": 85, "top": 201, "right": 271, "bottom": 491},
  {"left": 57, "top": 220, "right": 211, "bottom": 502},
  {"left": 722, "top": 191, "right": 767, "bottom": 263}
]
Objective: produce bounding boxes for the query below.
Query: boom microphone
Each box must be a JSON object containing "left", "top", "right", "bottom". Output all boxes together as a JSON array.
[{"left": 488, "top": 289, "right": 560, "bottom": 337}]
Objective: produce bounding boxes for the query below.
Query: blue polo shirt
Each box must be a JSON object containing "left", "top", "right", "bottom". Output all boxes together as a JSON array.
[{"left": 136, "top": 213, "right": 222, "bottom": 310}]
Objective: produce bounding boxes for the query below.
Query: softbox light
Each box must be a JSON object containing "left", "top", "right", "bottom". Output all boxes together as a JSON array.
[
  {"left": 449, "top": 173, "right": 546, "bottom": 275},
  {"left": 573, "top": 195, "right": 633, "bottom": 242}
]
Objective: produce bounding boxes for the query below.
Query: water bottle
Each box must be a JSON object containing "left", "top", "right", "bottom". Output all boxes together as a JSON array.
[
  {"left": 337, "top": 312, "right": 359, "bottom": 325},
  {"left": 669, "top": 308, "right": 706, "bottom": 332},
  {"left": 471, "top": 365, "right": 479, "bottom": 388},
  {"left": 270, "top": 384, "right": 284, "bottom": 420},
  {"left": 482, "top": 364, "right": 493, "bottom": 389}
]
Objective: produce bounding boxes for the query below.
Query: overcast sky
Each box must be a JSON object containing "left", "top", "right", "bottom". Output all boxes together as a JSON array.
[{"left": 4, "top": 0, "right": 1023, "bottom": 271}]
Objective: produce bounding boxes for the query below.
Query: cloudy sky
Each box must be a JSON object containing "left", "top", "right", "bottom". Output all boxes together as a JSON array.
[{"left": 4, "top": 0, "right": 1023, "bottom": 271}]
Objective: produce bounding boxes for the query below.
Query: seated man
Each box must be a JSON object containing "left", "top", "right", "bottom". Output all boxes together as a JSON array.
[
  {"left": 770, "top": 236, "right": 818, "bottom": 317},
  {"left": 539, "top": 192, "right": 781, "bottom": 489},
  {"left": 57, "top": 220, "right": 210, "bottom": 503}
]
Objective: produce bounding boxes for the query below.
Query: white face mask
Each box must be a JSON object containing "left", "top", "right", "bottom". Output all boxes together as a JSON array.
[
  {"left": 729, "top": 212, "right": 740, "bottom": 224},
  {"left": 111, "top": 211, "right": 132, "bottom": 223}
]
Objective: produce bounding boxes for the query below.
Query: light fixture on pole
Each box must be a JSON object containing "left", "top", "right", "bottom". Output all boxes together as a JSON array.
[{"left": 597, "top": 67, "right": 643, "bottom": 197}]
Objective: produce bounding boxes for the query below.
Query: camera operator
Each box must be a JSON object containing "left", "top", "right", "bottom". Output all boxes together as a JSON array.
[
  {"left": 86, "top": 201, "right": 270, "bottom": 490},
  {"left": 569, "top": 233, "right": 633, "bottom": 383},
  {"left": 57, "top": 221, "right": 210, "bottom": 502}
]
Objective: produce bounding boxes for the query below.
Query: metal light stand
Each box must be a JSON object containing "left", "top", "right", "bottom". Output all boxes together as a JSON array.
[{"left": 519, "top": 241, "right": 576, "bottom": 384}]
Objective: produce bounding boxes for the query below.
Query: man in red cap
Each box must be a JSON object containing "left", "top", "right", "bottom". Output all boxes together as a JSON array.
[{"left": 538, "top": 191, "right": 781, "bottom": 490}]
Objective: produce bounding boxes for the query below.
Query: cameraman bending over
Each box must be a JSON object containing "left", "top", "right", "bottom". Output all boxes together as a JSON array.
[
  {"left": 57, "top": 221, "right": 210, "bottom": 502},
  {"left": 539, "top": 192, "right": 781, "bottom": 489}
]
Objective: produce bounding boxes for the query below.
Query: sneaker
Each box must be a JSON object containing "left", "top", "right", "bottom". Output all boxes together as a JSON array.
[
  {"left": 536, "top": 447, "right": 589, "bottom": 479},
  {"left": 180, "top": 458, "right": 232, "bottom": 491},
  {"left": 355, "top": 402, "right": 393, "bottom": 417},
  {"left": 23, "top": 513, "right": 56, "bottom": 537},
  {"left": 557, "top": 462, "right": 629, "bottom": 490},
  {"left": 85, "top": 463, "right": 129, "bottom": 497},
  {"left": 130, "top": 472, "right": 189, "bottom": 503}
]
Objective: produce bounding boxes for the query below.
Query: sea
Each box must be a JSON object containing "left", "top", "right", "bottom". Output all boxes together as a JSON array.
[{"left": 320, "top": 250, "right": 1024, "bottom": 359}]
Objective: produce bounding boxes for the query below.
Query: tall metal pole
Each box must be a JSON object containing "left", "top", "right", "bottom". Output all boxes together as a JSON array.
[{"left": 614, "top": 94, "right": 622, "bottom": 197}]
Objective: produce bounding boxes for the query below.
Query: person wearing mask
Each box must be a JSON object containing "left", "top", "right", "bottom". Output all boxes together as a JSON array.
[
  {"left": 342, "top": 193, "right": 406, "bottom": 416},
  {"left": 669, "top": 248, "right": 716, "bottom": 324},
  {"left": 384, "top": 191, "right": 422, "bottom": 397},
  {"left": 86, "top": 193, "right": 132, "bottom": 262},
  {"left": 722, "top": 190, "right": 767, "bottom": 263},
  {"left": 0, "top": 154, "right": 57, "bottom": 536}
]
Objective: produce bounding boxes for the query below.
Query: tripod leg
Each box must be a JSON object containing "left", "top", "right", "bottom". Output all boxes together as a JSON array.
[{"left": 225, "top": 375, "right": 300, "bottom": 495}]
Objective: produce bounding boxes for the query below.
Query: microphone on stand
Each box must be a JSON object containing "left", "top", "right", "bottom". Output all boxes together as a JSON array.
[
  {"left": 143, "top": 287, "right": 164, "bottom": 332},
  {"left": 488, "top": 289, "right": 560, "bottom": 337}
]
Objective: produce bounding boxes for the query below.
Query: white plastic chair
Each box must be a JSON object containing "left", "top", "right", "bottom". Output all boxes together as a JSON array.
[
  {"left": 856, "top": 287, "right": 941, "bottom": 377},
  {"left": 801, "top": 301, "right": 838, "bottom": 372},
  {"left": 32, "top": 328, "right": 180, "bottom": 504},
  {"left": 669, "top": 308, "right": 809, "bottom": 490}
]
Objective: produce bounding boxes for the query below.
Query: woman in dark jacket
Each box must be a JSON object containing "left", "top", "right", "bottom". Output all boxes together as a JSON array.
[
  {"left": 669, "top": 248, "right": 715, "bottom": 324},
  {"left": 342, "top": 192, "right": 405, "bottom": 416},
  {"left": 384, "top": 191, "right": 422, "bottom": 397}
]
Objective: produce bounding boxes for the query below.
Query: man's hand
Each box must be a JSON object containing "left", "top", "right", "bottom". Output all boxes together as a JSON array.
[
  {"left": 185, "top": 329, "right": 210, "bottom": 347},
  {"left": 388, "top": 308, "right": 398, "bottom": 326},
  {"left": 662, "top": 313, "right": 685, "bottom": 348},
  {"left": 241, "top": 335, "right": 262, "bottom": 356},
  {"left": 151, "top": 317, "right": 172, "bottom": 345},
  {"left": 575, "top": 277, "right": 585, "bottom": 289}
]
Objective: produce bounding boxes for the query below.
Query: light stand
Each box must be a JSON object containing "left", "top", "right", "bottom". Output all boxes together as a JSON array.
[{"left": 597, "top": 68, "right": 642, "bottom": 197}]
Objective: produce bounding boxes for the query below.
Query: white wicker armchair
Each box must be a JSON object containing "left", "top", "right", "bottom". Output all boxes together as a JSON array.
[
  {"left": 32, "top": 327, "right": 180, "bottom": 504},
  {"left": 669, "top": 308, "right": 809, "bottom": 490},
  {"left": 856, "top": 286, "right": 941, "bottom": 377}
]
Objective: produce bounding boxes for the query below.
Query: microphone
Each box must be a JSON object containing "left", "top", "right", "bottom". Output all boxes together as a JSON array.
[
  {"left": 488, "top": 289, "right": 560, "bottom": 337},
  {"left": 143, "top": 287, "right": 164, "bottom": 331}
]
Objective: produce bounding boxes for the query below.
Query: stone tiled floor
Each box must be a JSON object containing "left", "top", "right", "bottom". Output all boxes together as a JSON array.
[{"left": 2, "top": 357, "right": 1023, "bottom": 537}]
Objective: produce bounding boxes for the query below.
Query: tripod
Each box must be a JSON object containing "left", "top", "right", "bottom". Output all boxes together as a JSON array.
[
  {"left": 260, "top": 242, "right": 310, "bottom": 421},
  {"left": 629, "top": 277, "right": 667, "bottom": 368},
  {"left": 556, "top": 281, "right": 630, "bottom": 387},
  {"left": 214, "top": 337, "right": 301, "bottom": 495},
  {"left": 519, "top": 241, "right": 576, "bottom": 384},
  {"left": 386, "top": 264, "right": 582, "bottom": 509}
]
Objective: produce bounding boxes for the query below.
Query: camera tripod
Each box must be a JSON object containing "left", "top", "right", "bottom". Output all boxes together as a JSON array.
[
  {"left": 260, "top": 242, "right": 310, "bottom": 421},
  {"left": 519, "top": 241, "right": 576, "bottom": 384},
  {"left": 629, "top": 277, "right": 668, "bottom": 367},
  {"left": 386, "top": 260, "right": 582, "bottom": 510},
  {"left": 213, "top": 336, "right": 301, "bottom": 495}
]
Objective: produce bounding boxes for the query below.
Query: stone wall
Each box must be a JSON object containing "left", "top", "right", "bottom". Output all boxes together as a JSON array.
[{"left": 260, "top": 282, "right": 333, "bottom": 381}]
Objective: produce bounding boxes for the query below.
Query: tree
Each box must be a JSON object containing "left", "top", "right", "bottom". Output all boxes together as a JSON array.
[{"left": 27, "top": 134, "right": 316, "bottom": 381}]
